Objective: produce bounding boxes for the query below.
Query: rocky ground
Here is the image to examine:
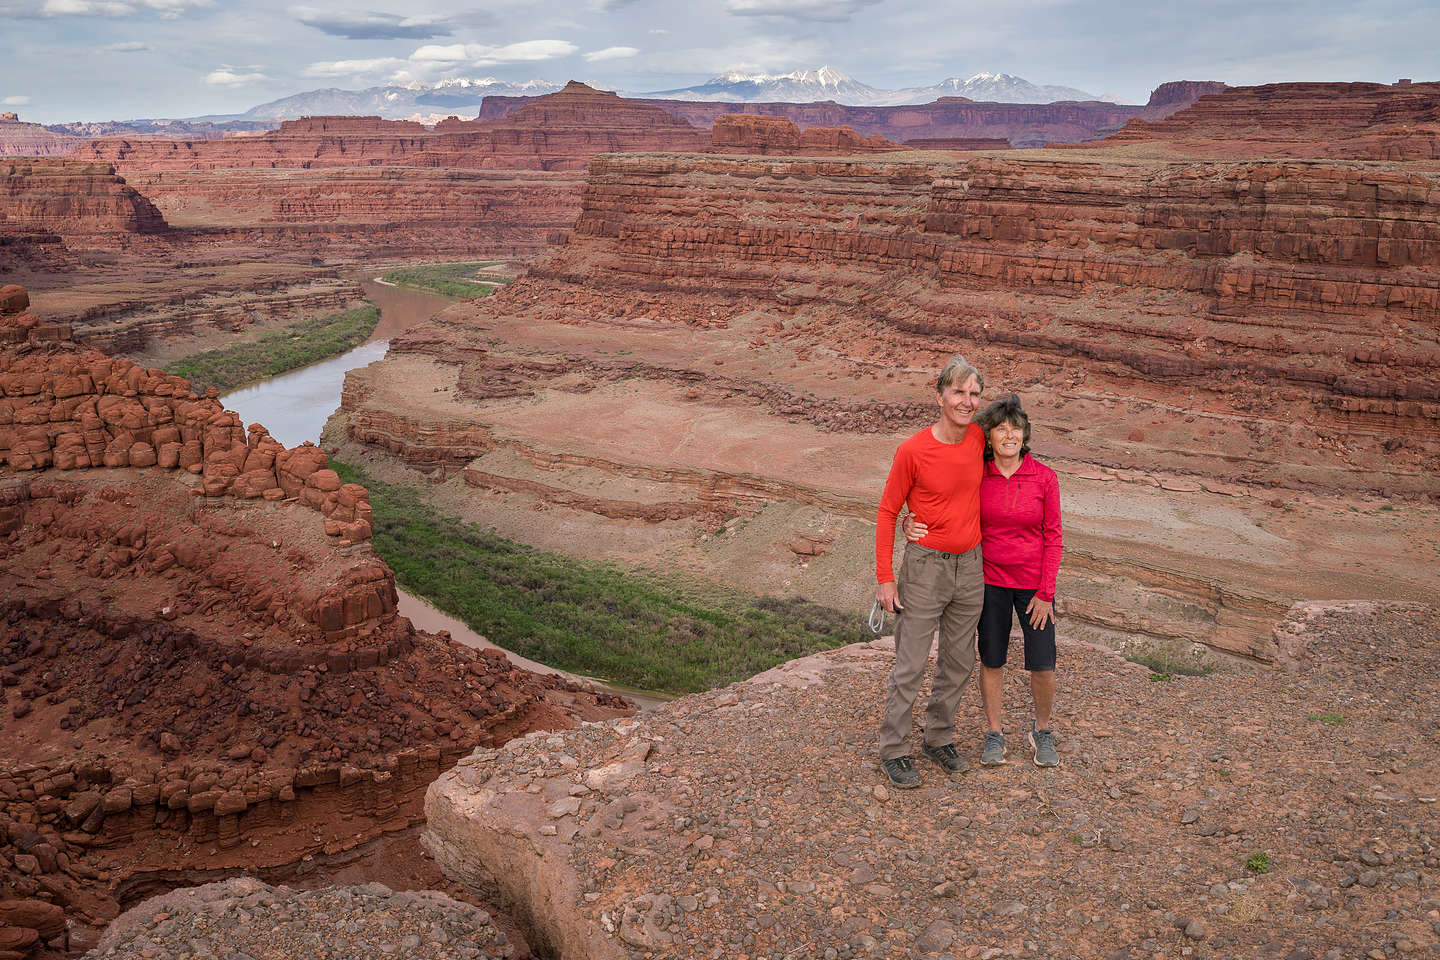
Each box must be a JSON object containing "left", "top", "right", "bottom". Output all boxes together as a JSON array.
[
  {"left": 425, "top": 602, "right": 1439, "bottom": 960},
  {"left": 86, "top": 876, "right": 515, "bottom": 960}
]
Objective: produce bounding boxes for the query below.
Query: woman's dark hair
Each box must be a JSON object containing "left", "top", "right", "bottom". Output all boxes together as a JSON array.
[{"left": 975, "top": 393, "right": 1031, "bottom": 461}]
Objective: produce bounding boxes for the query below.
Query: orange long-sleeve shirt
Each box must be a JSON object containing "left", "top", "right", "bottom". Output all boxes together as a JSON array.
[{"left": 875, "top": 423, "right": 984, "bottom": 583}]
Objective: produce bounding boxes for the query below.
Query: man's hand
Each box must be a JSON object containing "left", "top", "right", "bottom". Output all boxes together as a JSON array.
[
  {"left": 902, "top": 515, "right": 930, "bottom": 542},
  {"left": 876, "top": 580, "right": 903, "bottom": 614},
  {"left": 1026, "top": 596, "right": 1054, "bottom": 630}
]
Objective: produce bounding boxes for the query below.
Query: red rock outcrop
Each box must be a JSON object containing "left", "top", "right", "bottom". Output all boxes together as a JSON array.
[
  {"left": 711, "top": 114, "right": 899, "bottom": 155},
  {"left": 75, "top": 83, "right": 710, "bottom": 173},
  {"left": 0, "top": 287, "right": 633, "bottom": 950},
  {"left": 1104, "top": 81, "right": 1440, "bottom": 158},
  {"left": 1, "top": 158, "right": 167, "bottom": 237},
  {"left": 0, "top": 113, "right": 83, "bottom": 157},
  {"left": 478, "top": 80, "right": 1227, "bottom": 148}
]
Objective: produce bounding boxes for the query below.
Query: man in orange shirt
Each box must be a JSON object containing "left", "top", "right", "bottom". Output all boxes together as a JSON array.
[{"left": 873, "top": 355, "right": 985, "bottom": 788}]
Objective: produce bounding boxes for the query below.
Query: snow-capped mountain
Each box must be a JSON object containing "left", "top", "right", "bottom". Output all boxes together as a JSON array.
[
  {"left": 635, "top": 67, "right": 1116, "bottom": 106},
  {"left": 640, "top": 66, "right": 880, "bottom": 104},
  {"left": 242, "top": 77, "right": 562, "bottom": 121}
]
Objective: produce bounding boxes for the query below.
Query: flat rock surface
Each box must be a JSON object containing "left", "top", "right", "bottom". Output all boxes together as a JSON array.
[{"left": 426, "top": 603, "right": 1440, "bottom": 959}]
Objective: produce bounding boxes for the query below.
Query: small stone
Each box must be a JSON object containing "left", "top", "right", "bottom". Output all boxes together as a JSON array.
[
  {"left": 872, "top": 784, "right": 889, "bottom": 802},
  {"left": 547, "top": 797, "right": 582, "bottom": 818},
  {"left": 1184, "top": 919, "right": 1208, "bottom": 940}
]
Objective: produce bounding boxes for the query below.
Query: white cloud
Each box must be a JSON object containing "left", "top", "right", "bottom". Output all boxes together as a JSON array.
[
  {"left": 3, "top": 95, "right": 32, "bottom": 105},
  {"left": 292, "top": 7, "right": 462, "bottom": 40},
  {"left": 102, "top": 40, "right": 149, "bottom": 51},
  {"left": 725, "top": 0, "right": 878, "bottom": 21},
  {"left": 302, "top": 57, "right": 408, "bottom": 78},
  {"left": 586, "top": 0, "right": 640, "bottom": 10},
  {"left": 584, "top": 45, "right": 639, "bottom": 63},
  {"left": 411, "top": 39, "right": 578, "bottom": 66},
  {"left": 37, "top": 0, "right": 211, "bottom": 17},
  {"left": 202, "top": 67, "right": 268, "bottom": 86}
]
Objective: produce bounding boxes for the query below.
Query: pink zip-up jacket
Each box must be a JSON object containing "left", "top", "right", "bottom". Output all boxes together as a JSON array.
[{"left": 979, "top": 454, "right": 1062, "bottom": 602}]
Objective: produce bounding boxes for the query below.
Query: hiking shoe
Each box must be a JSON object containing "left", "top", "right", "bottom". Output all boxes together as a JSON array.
[
  {"left": 921, "top": 741, "right": 969, "bottom": 775},
  {"left": 1027, "top": 725, "right": 1059, "bottom": 767},
  {"left": 880, "top": 756, "right": 922, "bottom": 789},
  {"left": 980, "top": 730, "right": 1007, "bottom": 766}
]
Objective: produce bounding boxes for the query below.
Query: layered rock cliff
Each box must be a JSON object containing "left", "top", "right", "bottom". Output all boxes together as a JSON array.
[
  {"left": 1104, "top": 81, "right": 1440, "bottom": 159},
  {"left": 121, "top": 167, "right": 584, "bottom": 255},
  {"left": 0, "top": 113, "right": 84, "bottom": 157},
  {"left": 1, "top": 159, "right": 167, "bottom": 237},
  {"left": 710, "top": 115, "right": 899, "bottom": 155},
  {"left": 562, "top": 152, "right": 1439, "bottom": 437}
]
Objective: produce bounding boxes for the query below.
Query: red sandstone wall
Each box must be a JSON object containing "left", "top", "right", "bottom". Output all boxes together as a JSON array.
[
  {"left": 550, "top": 153, "right": 1440, "bottom": 432},
  {"left": 0, "top": 116, "right": 84, "bottom": 157},
  {"left": 711, "top": 114, "right": 899, "bottom": 155},
  {"left": 1, "top": 158, "right": 167, "bottom": 236},
  {"left": 1104, "top": 81, "right": 1440, "bottom": 159}
]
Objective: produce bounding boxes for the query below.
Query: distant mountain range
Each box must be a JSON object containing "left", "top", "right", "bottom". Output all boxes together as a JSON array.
[
  {"left": 231, "top": 67, "right": 1118, "bottom": 123},
  {"left": 241, "top": 77, "right": 564, "bottom": 122},
  {"left": 637, "top": 67, "right": 1115, "bottom": 107}
]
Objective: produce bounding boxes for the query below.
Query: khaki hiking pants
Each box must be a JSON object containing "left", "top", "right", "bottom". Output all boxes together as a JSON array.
[{"left": 878, "top": 542, "right": 983, "bottom": 761}]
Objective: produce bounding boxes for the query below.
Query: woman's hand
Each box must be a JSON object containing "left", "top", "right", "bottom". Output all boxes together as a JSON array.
[
  {"left": 1026, "top": 596, "right": 1054, "bottom": 630},
  {"left": 901, "top": 515, "right": 930, "bottom": 542}
]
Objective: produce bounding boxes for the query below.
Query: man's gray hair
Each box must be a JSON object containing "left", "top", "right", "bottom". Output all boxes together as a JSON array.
[{"left": 936, "top": 354, "right": 984, "bottom": 393}]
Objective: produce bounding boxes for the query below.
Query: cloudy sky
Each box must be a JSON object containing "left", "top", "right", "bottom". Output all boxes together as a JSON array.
[{"left": 1, "top": 0, "right": 1434, "bottom": 123}]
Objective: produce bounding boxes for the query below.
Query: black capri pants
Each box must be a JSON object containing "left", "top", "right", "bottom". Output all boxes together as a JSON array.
[{"left": 977, "top": 583, "right": 1056, "bottom": 671}]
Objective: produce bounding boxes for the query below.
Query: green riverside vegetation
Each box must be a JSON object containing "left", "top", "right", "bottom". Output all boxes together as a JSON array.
[
  {"left": 333, "top": 461, "right": 870, "bottom": 695},
  {"left": 379, "top": 262, "right": 511, "bottom": 299},
  {"left": 169, "top": 305, "right": 380, "bottom": 392}
]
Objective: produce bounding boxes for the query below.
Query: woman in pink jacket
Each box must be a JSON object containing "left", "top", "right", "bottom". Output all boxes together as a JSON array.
[{"left": 906, "top": 393, "right": 1063, "bottom": 767}]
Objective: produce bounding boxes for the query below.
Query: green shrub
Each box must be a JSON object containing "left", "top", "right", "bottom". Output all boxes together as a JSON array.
[
  {"left": 379, "top": 262, "right": 510, "bottom": 299},
  {"left": 1245, "top": 851, "right": 1272, "bottom": 874},
  {"left": 169, "top": 305, "right": 380, "bottom": 391},
  {"left": 333, "top": 462, "right": 870, "bottom": 694}
]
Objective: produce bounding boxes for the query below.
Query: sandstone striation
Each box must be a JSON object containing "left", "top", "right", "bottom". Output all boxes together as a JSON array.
[
  {"left": 0, "top": 113, "right": 84, "bottom": 157},
  {"left": 1103, "top": 81, "right": 1440, "bottom": 159},
  {"left": 424, "top": 604, "right": 1440, "bottom": 959},
  {"left": 1, "top": 159, "right": 167, "bottom": 238},
  {"left": 0, "top": 287, "right": 632, "bottom": 953},
  {"left": 711, "top": 115, "right": 899, "bottom": 155},
  {"left": 478, "top": 80, "right": 1227, "bottom": 148},
  {"left": 118, "top": 167, "right": 584, "bottom": 256},
  {"left": 561, "top": 151, "right": 1440, "bottom": 440}
]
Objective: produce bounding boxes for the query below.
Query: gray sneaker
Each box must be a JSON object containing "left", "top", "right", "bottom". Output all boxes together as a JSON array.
[
  {"left": 980, "top": 730, "right": 1007, "bottom": 766},
  {"left": 880, "top": 756, "right": 922, "bottom": 789},
  {"left": 922, "top": 741, "right": 969, "bottom": 775},
  {"left": 1027, "top": 725, "right": 1059, "bottom": 767}
]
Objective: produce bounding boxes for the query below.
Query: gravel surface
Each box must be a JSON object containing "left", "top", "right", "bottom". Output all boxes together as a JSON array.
[
  {"left": 425, "top": 601, "right": 1440, "bottom": 960},
  {"left": 88, "top": 877, "right": 514, "bottom": 960}
]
